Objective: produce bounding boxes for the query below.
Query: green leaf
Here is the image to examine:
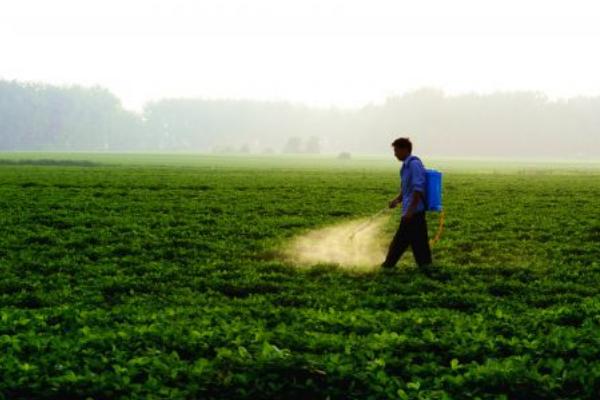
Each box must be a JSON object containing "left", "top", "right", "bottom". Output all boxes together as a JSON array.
[{"left": 451, "top": 358, "right": 460, "bottom": 370}]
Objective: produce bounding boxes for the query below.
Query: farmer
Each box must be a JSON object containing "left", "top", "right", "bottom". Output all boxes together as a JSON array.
[{"left": 381, "top": 137, "right": 433, "bottom": 270}]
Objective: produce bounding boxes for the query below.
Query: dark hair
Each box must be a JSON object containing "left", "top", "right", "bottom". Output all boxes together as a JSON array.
[{"left": 391, "top": 137, "right": 412, "bottom": 153}]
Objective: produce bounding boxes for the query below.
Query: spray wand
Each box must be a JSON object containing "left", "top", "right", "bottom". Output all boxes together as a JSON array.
[
  {"left": 348, "top": 206, "right": 446, "bottom": 247},
  {"left": 348, "top": 206, "right": 392, "bottom": 240}
]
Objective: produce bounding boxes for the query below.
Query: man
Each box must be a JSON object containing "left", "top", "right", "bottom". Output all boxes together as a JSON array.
[{"left": 381, "top": 137, "right": 433, "bottom": 270}]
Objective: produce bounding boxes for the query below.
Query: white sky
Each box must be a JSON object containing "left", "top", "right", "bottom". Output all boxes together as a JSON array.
[{"left": 1, "top": 0, "right": 600, "bottom": 111}]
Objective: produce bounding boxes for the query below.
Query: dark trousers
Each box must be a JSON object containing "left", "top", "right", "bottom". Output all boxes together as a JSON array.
[{"left": 383, "top": 211, "right": 432, "bottom": 267}]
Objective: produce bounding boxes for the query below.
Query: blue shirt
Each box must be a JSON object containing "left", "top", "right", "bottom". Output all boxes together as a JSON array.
[{"left": 400, "top": 155, "right": 426, "bottom": 216}]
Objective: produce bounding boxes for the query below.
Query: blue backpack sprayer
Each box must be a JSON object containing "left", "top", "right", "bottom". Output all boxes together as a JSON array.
[{"left": 349, "top": 169, "right": 445, "bottom": 246}]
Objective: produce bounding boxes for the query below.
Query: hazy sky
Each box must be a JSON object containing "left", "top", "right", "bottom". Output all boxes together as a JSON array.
[{"left": 2, "top": 0, "right": 600, "bottom": 111}]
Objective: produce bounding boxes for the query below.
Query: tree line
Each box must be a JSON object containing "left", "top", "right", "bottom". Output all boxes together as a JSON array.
[{"left": 0, "top": 80, "right": 598, "bottom": 158}]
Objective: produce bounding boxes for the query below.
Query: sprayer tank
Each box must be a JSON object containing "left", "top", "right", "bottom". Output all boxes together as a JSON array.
[{"left": 425, "top": 169, "right": 443, "bottom": 212}]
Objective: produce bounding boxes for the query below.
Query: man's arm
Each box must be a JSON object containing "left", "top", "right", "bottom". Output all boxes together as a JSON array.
[
  {"left": 403, "top": 159, "right": 426, "bottom": 219},
  {"left": 389, "top": 193, "right": 402, "bottom": 208},
  {"left": 403, "top": 190, "right": 424, "bottom": 220}
]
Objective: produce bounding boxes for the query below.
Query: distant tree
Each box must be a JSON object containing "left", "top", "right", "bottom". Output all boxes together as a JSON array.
[
  {"left": 283, "top": 137, "right": 303, "bottom": 154},
  {"left": 1, "top": 79, "right": 599, "bottom": 158},
  {"left": 305, "top": 136, "right": 320, "bottom": 154},
  {"left": 0, "top": 80, "right": 141, "bottom": 151}
]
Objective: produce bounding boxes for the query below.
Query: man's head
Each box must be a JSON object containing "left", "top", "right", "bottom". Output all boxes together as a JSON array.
[{"left": 391, "top": 137, "right": 412, "bottom": 161}]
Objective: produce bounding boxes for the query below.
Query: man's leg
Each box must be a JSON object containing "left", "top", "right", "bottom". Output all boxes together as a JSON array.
[
  {"left": 382, "top": 220, "right": 411, "bottom": 268},
  {"left": 411, "top": 212, "right": 432, "bottom": 267}
]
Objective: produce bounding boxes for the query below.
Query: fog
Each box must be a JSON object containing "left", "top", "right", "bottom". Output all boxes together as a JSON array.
[
  {"left": 1, "top": 1, "right": 600, "bottom": 158},
  {"left": 1, "top": 81, "right": 598, "bottom": 158}
]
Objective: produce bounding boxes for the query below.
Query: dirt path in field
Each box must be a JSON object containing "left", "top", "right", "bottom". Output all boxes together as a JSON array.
[{"left": 283, "top": 215, "right": 391, "bottom": 271}]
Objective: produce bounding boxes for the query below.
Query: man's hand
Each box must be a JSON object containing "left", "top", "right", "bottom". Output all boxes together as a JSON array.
[
  {"left": 389, "top": 197, "right": 401, "bottom": 209},
  {"left": 402, "top": 209, "right": 414, "bottom": 223}
]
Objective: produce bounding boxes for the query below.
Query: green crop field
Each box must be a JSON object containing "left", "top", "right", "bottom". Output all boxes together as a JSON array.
[{"left": 1, "top": 154, "right": 599, "bottom": 399}]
